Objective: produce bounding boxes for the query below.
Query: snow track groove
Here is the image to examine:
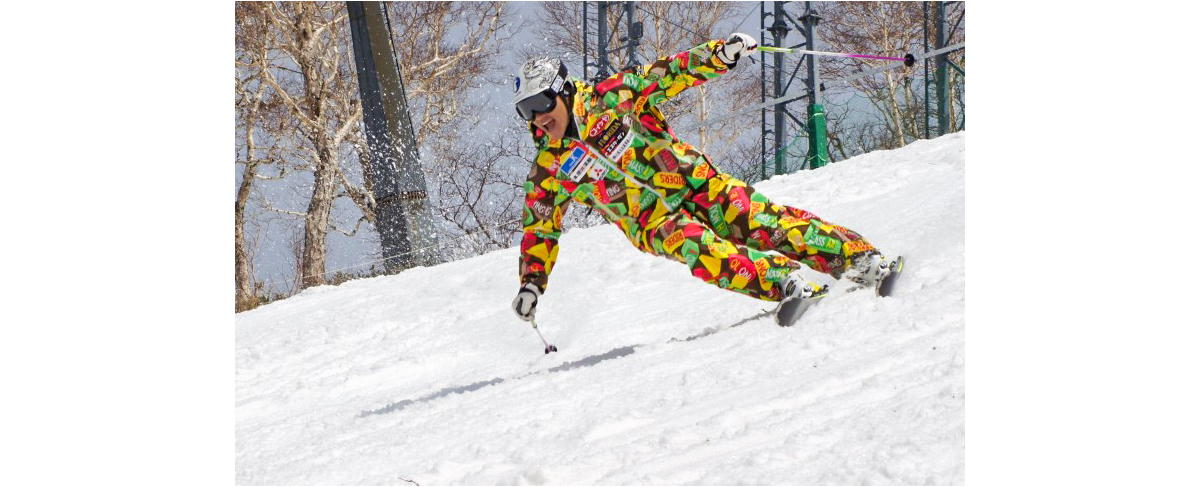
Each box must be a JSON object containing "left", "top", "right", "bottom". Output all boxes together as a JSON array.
[{"left": 236, "top": 134, "right": 966, "bottom": 484}]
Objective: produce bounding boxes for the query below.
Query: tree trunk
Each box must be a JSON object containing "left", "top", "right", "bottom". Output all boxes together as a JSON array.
[
  {"left": 300, "top": 139, "right": 339, "bottom": 289},
  {"left": 235, "top": 42, "right": 266, "bottom": 311},
  {"left": 235, "top": 155, "right": 258, "bottom": 310},
  {"left": 295, "top": 2, "right": 335, "bottom": 290},
  {"left": 885, "top": 70, "right": 906, "bottom": 147},
  {"left": 949, "top": 69, "right": 960, "bottom": 131}
]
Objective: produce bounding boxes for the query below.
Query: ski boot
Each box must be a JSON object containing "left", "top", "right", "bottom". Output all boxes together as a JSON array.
[
  {"left": 843, "top": 251, "right": 904, "bottom": 297},
  {"left": 877, "top": 255, "right": 904, "bottom": 297},
  {"left": 774, "top": 271, "right": 828, "bottom": 327}
]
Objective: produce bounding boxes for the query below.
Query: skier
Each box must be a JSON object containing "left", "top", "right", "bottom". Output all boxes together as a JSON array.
[{"left": 510, "top": 34, "right": 897, "bottom": 328}]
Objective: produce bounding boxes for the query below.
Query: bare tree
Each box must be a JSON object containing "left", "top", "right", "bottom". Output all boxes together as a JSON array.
[
  {"left": 941, "top": 3, "right": 966, "bottom": 133},
  {"left": 819, "top": 2, "right": 965, "bottom": 152},
  {"left": 235, "top": 3, "right": 267, "bottom": 311},
  {"left": 820, "top": 2, "right": 923, "bottom": 148},
  {"left": 527, "top": 2, "right": 588, "bottom": 67},
  {"left": 529, "top": 2, "right": 760, "bottom": 171},
  {"left": 385, "top": 2, "right": 509, "bottom": 148},
  {"left": 635, "top": 2, "right": 755, "bottom": 155},
  {"left": 235, "top": 3, "right": 298, "bottom": 310},
  {"left": 432, "top": 127, "right": 526, "bottom": 257},
  {"left": 235, "top": 1, "right": 517, "bottom": 300},
  {"left": 252, "top": 2, "right": 363, "bottom": 290},
  {"left": 381, "top": 1, "right": 519, "bottom": 256}
]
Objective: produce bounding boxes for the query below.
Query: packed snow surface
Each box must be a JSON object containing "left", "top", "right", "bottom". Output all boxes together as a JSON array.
[{"left": 236, "top": 133, "right": 966, "bottom": 485}]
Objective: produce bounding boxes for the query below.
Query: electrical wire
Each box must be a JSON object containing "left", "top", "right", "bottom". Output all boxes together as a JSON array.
[
  {"left": 635, "top": 4, "right": 707, "bottom": 42},
  {"left": 677, "top": 41, "right": 965, "bottom": 132},
  {"left": 634, "top": 3, "right": 763, "bottom": 68},
  {"left": 733, "top": 3, "right": 757, "bottom": 33}
]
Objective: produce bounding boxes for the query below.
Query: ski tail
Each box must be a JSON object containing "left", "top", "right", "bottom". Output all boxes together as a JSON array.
[
  {"left": 876, "top": 255, "right": 905, "bottom": 297},
  {"left": 774, "top": 284, "right": 829, "bottom": 327}
]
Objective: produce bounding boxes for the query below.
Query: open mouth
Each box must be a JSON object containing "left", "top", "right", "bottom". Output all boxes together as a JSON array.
[{"left": 540, "top": 118, "right": 557, "bottom": 135}]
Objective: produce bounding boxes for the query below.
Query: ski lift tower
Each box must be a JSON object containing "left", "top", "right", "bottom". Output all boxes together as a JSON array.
[
  {"left": 347, "top": 1, "right": 441, "bottom": 271},
  {"left": 760, "top": 1, "right": 827, "bottom": 180},
  {"left": 583, "top": 1, "right": 643, "bottom": 84}
]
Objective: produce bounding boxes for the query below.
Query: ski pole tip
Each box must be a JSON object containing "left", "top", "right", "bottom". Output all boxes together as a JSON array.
[{"left": 904, "top": 53, "right": 916, "bottom": 67}]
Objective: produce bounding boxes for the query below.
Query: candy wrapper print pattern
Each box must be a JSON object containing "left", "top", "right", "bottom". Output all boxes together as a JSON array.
[{"left": 519, "top": 40, "right": 880, "bottom": 301}]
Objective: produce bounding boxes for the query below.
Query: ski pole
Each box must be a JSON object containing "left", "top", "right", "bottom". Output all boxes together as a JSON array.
[
  {"left": 757, "top": 46, "right": 916, "bottom": 67},
  {"left": 530, "top": 318, "right": 558, "bottom": 354}
]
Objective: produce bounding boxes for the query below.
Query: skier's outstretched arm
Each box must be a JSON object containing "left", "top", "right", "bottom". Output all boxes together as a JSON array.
[
  {"left": 593, "top": 33, "right": 757, "bottom": 112},
  {"left": 517, "top": 149, "right": 572, "bottom": 302}
]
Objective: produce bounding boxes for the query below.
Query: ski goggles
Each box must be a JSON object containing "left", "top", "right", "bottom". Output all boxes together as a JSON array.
[{"left": 515, "top": 90, "right": 557, "bottom": 121}]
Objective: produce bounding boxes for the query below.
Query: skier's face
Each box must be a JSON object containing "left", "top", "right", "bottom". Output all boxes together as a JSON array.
[{"left": 533, "top": 95, "right": 569, "bottom": 142}]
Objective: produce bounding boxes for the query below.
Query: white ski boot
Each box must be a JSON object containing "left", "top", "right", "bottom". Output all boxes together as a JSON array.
[
  {"left": 774, "top": 270, "right": 828, "bottom": 327},
  {"left": 843, "top": 252, "right": 904, "bottom": 296}
]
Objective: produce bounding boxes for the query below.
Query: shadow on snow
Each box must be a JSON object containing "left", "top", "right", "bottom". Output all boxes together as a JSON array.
[
  {"left": 358, "top": 346, "right": 639, "bottom": 417},
  {"left": 357, "top": 310, "right": 771, "bottom": 418}
]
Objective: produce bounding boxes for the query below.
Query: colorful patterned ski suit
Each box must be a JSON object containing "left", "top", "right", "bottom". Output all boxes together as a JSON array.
[{"left": 520, "top": 39, "right": 879, "bottom": 302}]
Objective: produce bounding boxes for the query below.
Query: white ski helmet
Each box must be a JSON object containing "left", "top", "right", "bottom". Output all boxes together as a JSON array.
[{"left": 513, "top": 57, "right": 570, "bottom": 121}]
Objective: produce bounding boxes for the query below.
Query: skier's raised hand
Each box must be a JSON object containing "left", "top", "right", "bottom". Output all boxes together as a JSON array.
[
  {"left": 512, "top": 282, "right": 541, "bottom": 322},
  {"left": 716, "top": 33, "right": 758, "bottom": 67}
]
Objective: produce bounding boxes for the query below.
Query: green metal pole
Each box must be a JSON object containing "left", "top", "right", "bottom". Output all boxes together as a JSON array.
[
  {"left": 923, "top": 2, "right": 930, "bottom": 139},
  {"left": 760, "top": 1, "right": 767, "bottom": 182},
  {"left": 936, "top": 1, "right": 949, "bottom": 136},
  {"left": 802, "top": 2, "right": 827, "bottom": 170},
  {"left": 806, "top": 104, "right": 828, "bottom": 169},
  {"left": 772, "top": 1, "right": 787, "bottom": 176}
]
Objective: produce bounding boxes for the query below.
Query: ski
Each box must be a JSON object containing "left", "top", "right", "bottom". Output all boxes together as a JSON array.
[
  {"left": 774, "top": 255, "right": 906, "bottom": 326},
  {"left": 774, "top": 285, "right": 830, "bottom": 327},
  {"left": 876, "top": 255, "right": 905, "bottom": 297}
]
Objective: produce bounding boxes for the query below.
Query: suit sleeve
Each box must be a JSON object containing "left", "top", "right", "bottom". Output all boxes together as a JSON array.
[
  {"left": 593, "top": 39, "right": 733, "bottom": 112},
  {"left": 519, "top": 148, "right": 572, "bottom": 294}
]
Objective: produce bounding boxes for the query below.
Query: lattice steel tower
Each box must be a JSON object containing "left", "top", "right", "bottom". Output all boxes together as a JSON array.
[
  {"left": 582, "top": 1, "right": 643, "bottom": 84},
  {"left": 760, "top": 1, "right": 826, "bottom": 180}
]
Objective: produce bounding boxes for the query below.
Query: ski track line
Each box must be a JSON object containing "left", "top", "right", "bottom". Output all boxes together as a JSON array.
[
  {"left": 236, "top": 134, "right": 966, "bottom": 485},
  {"left": 354, "top": 264, "right": 953, "bottom": 422},
  {"left": 243, "top": 314, "right": 951, "bottom": 484},
  {"left": 357, "top": 277, "right": 952, "bottom": 418},
  {"left": 355, "top": 310, "right": 777, "bottom": 418},
  {"left": 377, "top": 310, "right": 961, "bottom": 485},
  {"left": 432, "top": 320, "right": 962, "bottom": 485},
  {"left": 239, "top": 269, "right": 962, "bottom": 485},
  {"left": 573, "top": 324, "right": 961, "bottom": 484}
]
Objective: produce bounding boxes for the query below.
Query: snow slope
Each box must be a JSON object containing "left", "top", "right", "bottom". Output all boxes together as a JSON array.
[{"left": 236, "top": 133, "right": 966, "bottom": 485}]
